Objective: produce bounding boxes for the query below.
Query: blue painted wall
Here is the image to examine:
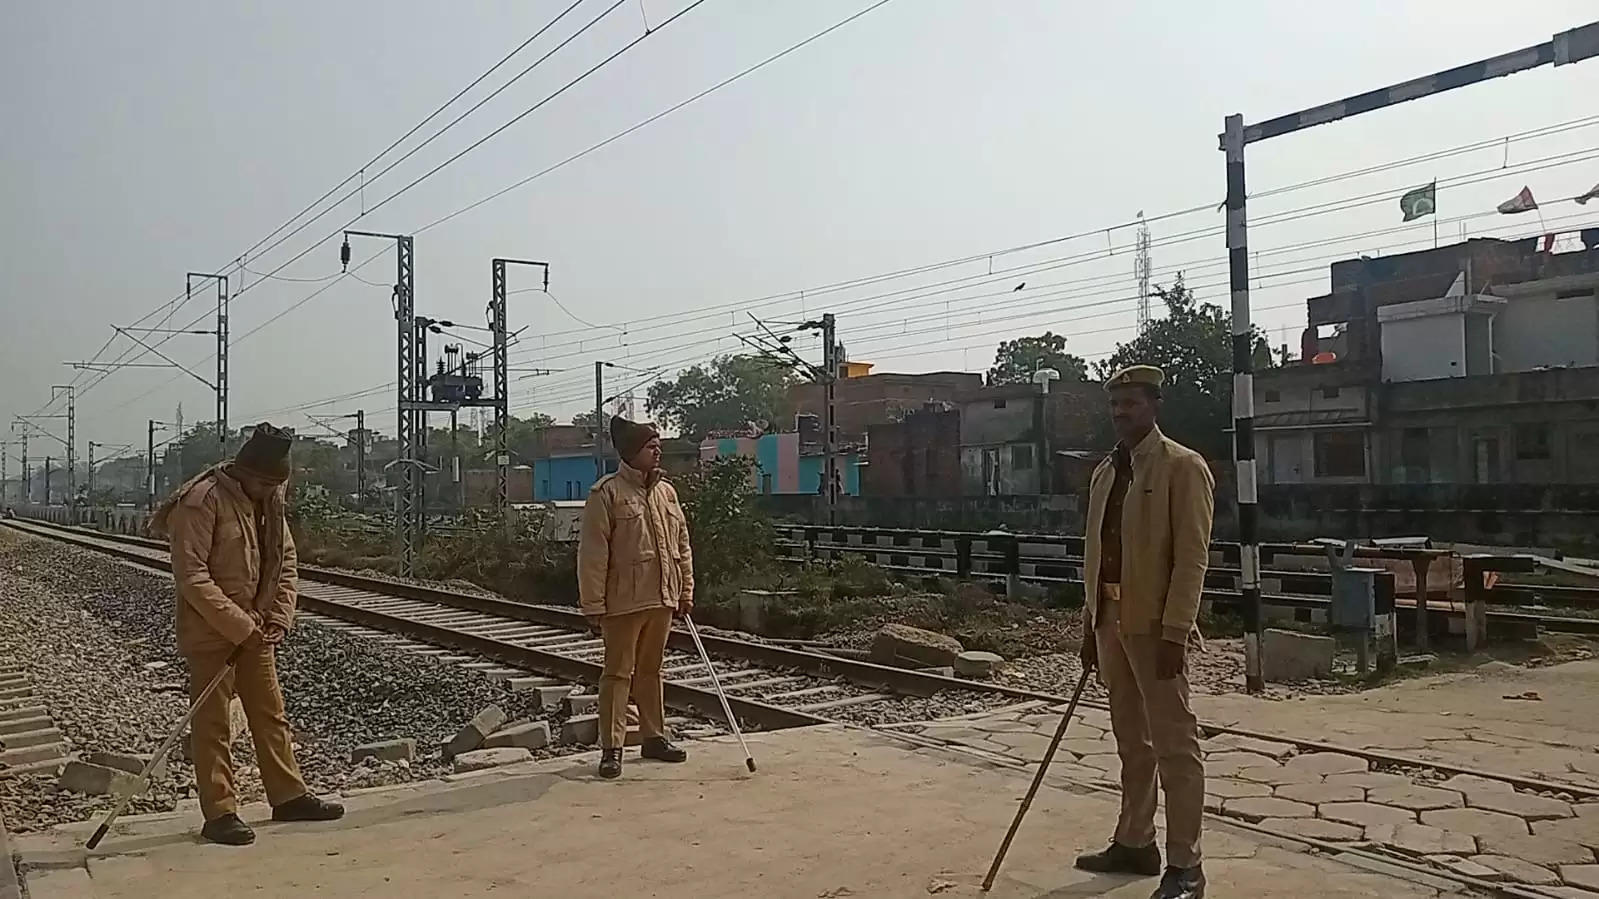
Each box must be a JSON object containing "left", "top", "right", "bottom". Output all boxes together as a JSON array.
[{"left": 535, "top": 454, "right": 616, "bottom": 501}]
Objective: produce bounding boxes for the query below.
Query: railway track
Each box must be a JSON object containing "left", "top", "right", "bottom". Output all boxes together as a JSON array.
[
  {"left": 11, "top": 516, "right": 1599, "bottom": 896},
  {"left": 1, "top": 518, "right": 1039, "bottom": 732}
]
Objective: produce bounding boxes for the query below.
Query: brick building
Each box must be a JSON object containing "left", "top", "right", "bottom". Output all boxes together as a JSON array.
[{"left": 864, "top": 407, "right": 961, "bottom": 496}]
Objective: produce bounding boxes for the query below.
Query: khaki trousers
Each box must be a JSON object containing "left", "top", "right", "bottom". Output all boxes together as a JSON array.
[
  {"left": 599, "top": 608, "right": 673, "bottom": 749},
  {"left": 1095, "top": 586, "right": 1205, "bottom": 868},
  {"left": 187, "top": 642, "right": 307, "bottom": 821}
]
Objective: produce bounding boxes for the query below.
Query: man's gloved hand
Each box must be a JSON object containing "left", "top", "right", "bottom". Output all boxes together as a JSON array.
[
  {"left": 1156, "top": 639, "right": 1187, "bottom": 680},
  {"left": 674, "top": 601, "right": 693, "bottom": 620},
  {"left": 1079, "top": 634, "right": 1097, "bottom": 673},
  {"left": 262, "top": 622, "right": 287, "bottom": 645}
]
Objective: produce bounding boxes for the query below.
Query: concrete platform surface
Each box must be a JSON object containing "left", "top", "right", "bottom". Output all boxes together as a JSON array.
[{"left": 17, "top": 726, "right": 1465, "bottom": 898}]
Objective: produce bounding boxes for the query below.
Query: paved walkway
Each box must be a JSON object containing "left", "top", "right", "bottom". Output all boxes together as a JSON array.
[
  {"left": 912, "top": 660, "right": 1599, "bottom": 896},
  {"left": 15, "top": 726, "right": 1464, "bottom": 899}
]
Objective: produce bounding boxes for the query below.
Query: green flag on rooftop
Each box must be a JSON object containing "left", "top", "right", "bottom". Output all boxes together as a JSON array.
[{"left": 1399, "top": 182, "right": 1436, "bottom": 222}]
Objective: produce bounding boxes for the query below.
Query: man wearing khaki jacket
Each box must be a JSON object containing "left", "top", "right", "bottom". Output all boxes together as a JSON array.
[
  {"left": 151, "top": 423, "right": 343, "bottom": 845},
  {"left": 578, "top": 416, "right": 694, "bottom": 779},
  {"left": 1076, "top": 365, "right": 1214, "bottom": 899}
]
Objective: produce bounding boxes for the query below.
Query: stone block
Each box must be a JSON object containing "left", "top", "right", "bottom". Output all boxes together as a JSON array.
[
  {"left": 1261, "top": 628, "right": 1335, "bottom": 682},
  {"left": 1318, "top": 801, "right": 1417, "bottom": 830},
  {"left": 1207, "top": 778, "right": 1273, "bottom": 800},
  {"left": 350, "top": 739, "right": 416, "bottom": 764},
  {"left": 2, "top": 742, "right": 68, "bottom": 766},
  {"left": 1425, "top": 855, "right": 1501, "bottom": 880},
  {"left": 561, "top": 714, "right": 599, "bottom": 745},
  {"left": 1326, "top": 771, "right": 1412, "bottom": 791},
  {"left": 87, "top": 749, "right": 166, "bottom": 780},
  {"left": 1472, "top": 855, "right": 1558, "bottom": 886},
  {"left": 58, "top": 760, "right": 138, "bottom": 796},
  {"left": 564, "top": 692, "right": 599, "bottom": 716},
  {"left": 443, "top": 705, "right": 506, "bottom": 759},
  {"left": 1560, "top": 865, "right": 1599, "bottom": 891},
  {"left": 484, "top": 721, "right": 551, "bottom": 751},
  {"left": 451, "top": 747, "right": 533, "bottom": 773},
  {"left": 1477, "top": 832, "right": 1596, "bottom": 867},
  {"left": 1365, "top": 822, "right": 1477, "bottom": 856},
  {"left": 1205, "top": 751, "right": 1279, "bottom": 778},
  {"left": 1236, "top": 764, "right": 1324, "bottom": 787},
  {"left": 1468, "top": 790, "right": 1575, "bottom": 821},
  {"left": 869, "top": 624, "right": 962, "bottom": 668},
  {"left": 1222, "top": 796, "right": 1315, "bottom": 821},
  {"left": 1276, "top": 782, "right": 1364, "bottom": 805},
  {"left": 1263, "top": 817, "right": 1363, "bottom": 842},
  {"left": 1284, "top": 751, "right": 1368, "bottom": 776},
  {"left": 953, "top": 651, "right": 1004, "bottom": 678},
  {"left": 1535, "top": 815, "right": 1599, "bottom": 848},
  {"left": 1421, "top": 807, "right": 1531, "bottom": 839},
  {"left": 1367, "top": 785, "right": 1464, "bottom": 812},
  {"left": 1202, "top": 733, "right": 1296, "bottom": 759}
]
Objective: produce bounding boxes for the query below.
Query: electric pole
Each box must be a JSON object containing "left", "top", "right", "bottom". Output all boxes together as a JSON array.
[
  {"left": 43, "top": 456, "right": 53, "bottom": 506},
  {"left": 51, "top": 385, "right": 75, "bottom": 519},
  {"left": 821, "top": 313, "right": 838, "bottom": 525},
  {"left": 344, "top": 230, "right": 419, "bottom": 573},
  {"left": 147, "top": 420, "right": 168, "bottom": 512},
  {"left": 187, "top": 273, "right": 230, "bottom": 458},
  {"left": 1135, "top": 212, "right": 1152, "bottom": 334},
  {"left": 490, "top": 257, "right": 548, "bottom": 523},
  {"left": 87, "top": 441, "right": 99, "bottom": 503},
  {"left": 594, "top": 361, "right": 605, "bottom": 481},
  {"left": 356, "top": 409, "right": 366, "bottom": 511}
]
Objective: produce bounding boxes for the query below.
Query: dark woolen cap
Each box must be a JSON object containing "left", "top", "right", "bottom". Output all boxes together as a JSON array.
[
  {"left": 232, "top": 422, "right": 293, "bottom": 483},
  {"left": 609, "top": 416, "right": 659, "bottom": 462}
]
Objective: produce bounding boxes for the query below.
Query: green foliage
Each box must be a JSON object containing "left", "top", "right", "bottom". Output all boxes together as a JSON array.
[
  {"left": 416, "top": 507, "right": 579, "bottom": 603},
  {"left": 1095, "top": 273, "right": 1270, "bottom": 458},
  {"left": 646, "top": 354, "right": 798, "bottom": 440},
  {"left": 988, "top": 332, "right": 1089, "bottom": 385},
  {"left": 673, "top": 455, "right": 773, "bottom": 585},
  {"left": 570, "top": 410, "right": 600, "bottom": 428}
]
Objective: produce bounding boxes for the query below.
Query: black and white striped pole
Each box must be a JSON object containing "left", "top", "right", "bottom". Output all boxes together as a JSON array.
[
  {"left": 1222, "top": 114, "right": 1263, "bottom": 695},
  {"left": 1221, "top": 21, "right": 1598, "bottom": 695}
]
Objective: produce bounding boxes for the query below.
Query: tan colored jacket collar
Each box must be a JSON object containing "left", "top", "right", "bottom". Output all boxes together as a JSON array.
[
  {"left": 1117, "top": 425, "right": 1164, "bottom": 463},
  {"left": 617, "top": 461, "right": 662, "bottom": 490}
]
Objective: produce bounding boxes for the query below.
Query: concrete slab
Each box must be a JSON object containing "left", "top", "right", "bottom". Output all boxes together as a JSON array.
[{"left": 17, "top": 726, "right": 1466, "bottom": 899}]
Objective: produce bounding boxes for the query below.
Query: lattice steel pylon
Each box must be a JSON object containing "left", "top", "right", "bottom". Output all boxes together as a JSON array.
[
  {"left": 1134, "top": 211, "right": 1152, "bottom": 334},
  {"left": 343, "top": 231, "right": 419, "bottom": 573},
  {"left": 490, "top": 258, "right": 550, "bottom": 523}
]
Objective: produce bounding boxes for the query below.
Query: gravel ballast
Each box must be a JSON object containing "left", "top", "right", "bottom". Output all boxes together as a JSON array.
[{"left": 0, "top": 528, "right": 566, "bottom": 833}]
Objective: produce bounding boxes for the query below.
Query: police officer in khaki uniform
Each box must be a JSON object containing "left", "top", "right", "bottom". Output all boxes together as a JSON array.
[{"left": 1076, "top": 365, "right": 1214, "bottom": 899}]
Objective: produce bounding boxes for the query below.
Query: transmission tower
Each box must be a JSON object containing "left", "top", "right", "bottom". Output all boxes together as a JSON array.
[{"left": 1135, "top": 211, "right": 1152, "bottom": 334}]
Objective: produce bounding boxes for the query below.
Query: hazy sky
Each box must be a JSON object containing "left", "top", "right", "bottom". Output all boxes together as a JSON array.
[{"left": 4, "top": 1, "right": 1598, "bottom": 460}]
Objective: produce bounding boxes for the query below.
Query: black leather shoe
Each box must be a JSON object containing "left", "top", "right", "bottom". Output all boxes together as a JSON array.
[
  {"left": 200, "top": 813, "right": 255, "bottom": 846},
  {"left": 1151, "top": 865, "right": 1205, "bottom": 899},
  {"left": 639, "top": 737, "right": 688, "bottom": 763},
  {"left": 598, "top": 749, "right": 623, "bottom": 779},
  {"left": 271, "top": 794, "right": 345, "bottom": 822},
  {"left": 1074, "top": 841, "right": 1162, "bottom": 876}
]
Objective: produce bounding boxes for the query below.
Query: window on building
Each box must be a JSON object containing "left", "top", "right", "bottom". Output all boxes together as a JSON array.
[
  {"left": 1313, "top": 430, "right": 1366, "bottom": 478},
  {"left": 1516, "top": 423, "right": 1552, "bottom": 460},
  {"left": 1263, "top": 389, "right": 1281, "bottom": 403},
  {"left": 1400, "top": 428, "right": 1430, "bottom": 482},
  {"left": 1012, "top": 444, "right": 1034, "bottom": 470},
  {"left": 1322, "top": 386, "right": 1341, "bottom": 399},
  {"left": 993, "top": 398, "right": 1007, "bottom": 409}
]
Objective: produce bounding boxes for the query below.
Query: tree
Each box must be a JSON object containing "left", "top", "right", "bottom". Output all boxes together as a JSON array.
[
  {"left": 646, "top": 355, "right": 798, "bottom": 440},
  {"left": 1095, "top": 274, "right": 1270, "bottom": 459},
  {"left": 570, "top": 411, "right": 599, "bottom": 429},
  {"left": 522, "top": 412, "right": 556, "bottom": 429},
  {"left": 988, "top": 332, "right": 1088, "bottom": 385}
]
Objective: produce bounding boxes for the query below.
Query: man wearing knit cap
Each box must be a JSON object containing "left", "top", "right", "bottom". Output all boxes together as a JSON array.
[
  {"left": 1076, "top": 365, "right": 1214, "bottom": 899},
  {"left": 578, "top": 416, "right": 695, "bottom": 779},
  {"left": 150, "top": 423, "right": 344, "bottom": 845}
]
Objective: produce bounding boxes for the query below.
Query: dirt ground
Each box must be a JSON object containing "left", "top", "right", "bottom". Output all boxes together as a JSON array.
[{"left": 18, "top": 727, "right": 1464, "bottom": 899}]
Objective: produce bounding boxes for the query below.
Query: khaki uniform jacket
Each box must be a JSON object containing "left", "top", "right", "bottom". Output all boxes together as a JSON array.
[
  {"left": 1083, "top": 426, "right": 1215, "bottom": 645},
  {"left": 168, "top": 472, "right": 298, "bottom": 655},
  {"left": 578, "top": 463, "right": 694, "bottom": 619}
]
